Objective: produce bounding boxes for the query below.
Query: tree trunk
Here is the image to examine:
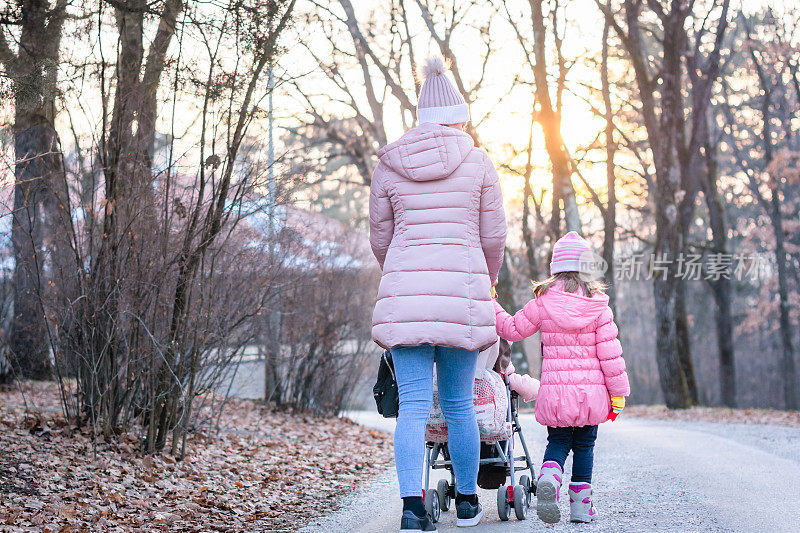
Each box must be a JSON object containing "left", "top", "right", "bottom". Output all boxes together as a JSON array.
[
  {"left": 264, "top": 306, "right": 283, "bottom": 403},
  {"left": 521, "top": 182, "right": 538, "bottom": 280},
  {"left": 653, "top": 257, "right": 692, "bottom": 409},
  {"left": 600, "top": 21, "right": 617, "bottom": 312},
  {"left": 10, "top": 143, "right": 50, "bottom": 378},
  {"left": 651, "top": 164, "right": 692, "bottom": 409},
  {"left": 495, "top": 250, "right": 516, "bottom": 316},
  {"left": 674, "top": 280, "right": 698, "bottom": 404},
  {"left": 529, "top": 0, "right": 581, "bottom": 236},
  {"left": 702, "top": 145, "right": 736, "bottom": 407},
  {"left": 495, "top": 249, "right": 530, "bottom": 373},
  {"left": 674, "top": 122, "right": 702, "bottom": 407},
  {"left": 709, "top": 278, "right": 736, "bottom": 406},
  {"left": 521, "top": 109, "right": 539, "bottom": 281},
  {"left": 0, "top": 354, "right": 11, "bottom": 385},
  {"left": 771, "top": 191, "right": 798, "bottom": 410},
  {"left": 105, "top": 0, "right": 181, "bottom": 239},
  {"left": 98, "top": 0, "right": 185, "bottom": 449},
  {"left": 6, "top": 0, "right": 69, "bottom": 380},
  {"left": 674, "top": 157, "right": 699, "bottom": 405},
  {"left": 94, "top": 0, "right": 149, "bottom": 409},
  {"left": 650, "top": 6, "right": 692, "bottom": 409}
]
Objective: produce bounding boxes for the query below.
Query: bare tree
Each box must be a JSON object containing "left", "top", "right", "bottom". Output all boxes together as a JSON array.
[
  {"left": 143, "top": 0, "right": 297, "bottom": 452},
  {"left": 0, "top": 0, "right": 73, "bottom": 379},
  {"left": 293, "top": 0, "right": 525, "bottom": 310},
  {"left": 92, "top": 0, "right": 184, "bottom": 407},
  {"left": 596, "top": 0, "right": 732, "bottom": 407},
  {"left": 503, "top": 0, "right": 582, "bottom": 240}
]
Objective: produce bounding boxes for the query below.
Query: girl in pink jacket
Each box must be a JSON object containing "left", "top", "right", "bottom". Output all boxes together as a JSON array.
[{"left": 493, "top": 231, "right": 630, "bottom": 525}]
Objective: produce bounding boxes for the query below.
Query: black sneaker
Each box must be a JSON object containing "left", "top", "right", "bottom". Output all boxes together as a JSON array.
[
  {"left": 400, "top": 510, "right": 437, "bottom": 532},
  {"left": 456, "top": 500, "right": 484, "bottom": 527}
]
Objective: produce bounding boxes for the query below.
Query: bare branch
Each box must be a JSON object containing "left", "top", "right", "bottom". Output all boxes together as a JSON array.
[
  {"left": 645, "top": 0, "right": 667, "bottom": 22},
  {"left": 338, "top": 0, "right": 415, "bottom": 114},
  {"left": 0, "top": 26, "right": 18, "bottom": 68},
  {"left": 142, "top": 0, "right": 183, "bottom": 94},
  {"left": 593, "top": 0, "right": 636, "bottom": 57},
  {"left": 413, "top": 0, "right": 471, "bottom": 100}
]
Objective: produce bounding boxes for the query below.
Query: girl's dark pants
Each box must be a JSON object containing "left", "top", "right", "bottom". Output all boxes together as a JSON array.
[{"left": 542, "top": 425, "right": 598, "bottom": 483}]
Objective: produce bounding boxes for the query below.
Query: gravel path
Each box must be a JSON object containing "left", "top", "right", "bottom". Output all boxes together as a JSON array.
[{"left": 302, "top": 413, "right": 800, "bottom": 533}]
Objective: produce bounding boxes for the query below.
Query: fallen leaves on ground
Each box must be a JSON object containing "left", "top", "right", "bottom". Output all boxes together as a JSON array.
[
  {"left": 625, "top": 404, "right": 800, "bottom": 427},
  {"left": 0, "top": 381, "right": 393, "bottom": 532}
]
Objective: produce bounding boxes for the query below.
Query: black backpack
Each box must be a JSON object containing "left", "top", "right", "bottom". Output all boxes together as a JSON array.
[{"left": 373, "top": 351, "right": 399, "bottom": 418}]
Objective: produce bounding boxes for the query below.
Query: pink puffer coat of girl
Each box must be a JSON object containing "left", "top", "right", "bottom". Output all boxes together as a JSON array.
[
  {"left": 494, "top": 283, "right": 630, "bottom": 427},
  {"left": 369, "top": 123, "right": 507, "bottom": 352}
]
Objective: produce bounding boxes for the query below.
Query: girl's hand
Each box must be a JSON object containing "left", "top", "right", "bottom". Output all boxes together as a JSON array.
[{"left": 607, "top": 396, "right": 626, "bottom": 421}]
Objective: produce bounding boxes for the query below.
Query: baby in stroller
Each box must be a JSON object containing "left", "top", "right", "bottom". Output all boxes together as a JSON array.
[{"left": 422, "top": 339, "right": 540, "bottom": 523}]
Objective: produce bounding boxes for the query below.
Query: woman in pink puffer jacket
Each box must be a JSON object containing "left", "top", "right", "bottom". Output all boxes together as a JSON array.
[
  {"left": 494, "top": 231, "right": 630, "bottom": 525},
  {"left": 369, "top": 56, "right": 506, "bottom": 530}
]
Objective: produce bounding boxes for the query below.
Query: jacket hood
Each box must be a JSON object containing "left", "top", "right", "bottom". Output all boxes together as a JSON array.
[
  {"left": 377, "top": 122, "right": 475, "bottom": 181},
  {"left": 537, "top": 286, "right": 609, "bottom": 330}
]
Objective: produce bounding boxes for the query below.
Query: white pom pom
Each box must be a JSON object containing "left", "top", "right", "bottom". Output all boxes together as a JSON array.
[{"left": 418, "top": 55, "right": 449, "bottom": 80}]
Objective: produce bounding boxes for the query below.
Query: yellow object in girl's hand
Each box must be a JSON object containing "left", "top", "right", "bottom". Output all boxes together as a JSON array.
[
  {"left": 491, "top": 286, "right": 498, "bottom": 299},
  {"left": 607, "top": 396, "right": 625, "bottom": 421}
]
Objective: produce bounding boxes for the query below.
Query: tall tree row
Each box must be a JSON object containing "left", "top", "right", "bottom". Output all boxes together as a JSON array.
[
  {"left": 3, "top": 0, "right": 800, "bottom": 422},
  {"left": 294, "top": 1, "right": 798, "bottom": 409}
]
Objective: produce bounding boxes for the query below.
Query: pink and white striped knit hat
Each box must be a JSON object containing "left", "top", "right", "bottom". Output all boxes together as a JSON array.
[
  {"left": 416, "top": 56, "right": 470, "bottom": 125},
  {"left": 550, "top": 231, "right": 593, "bottom": 274}
]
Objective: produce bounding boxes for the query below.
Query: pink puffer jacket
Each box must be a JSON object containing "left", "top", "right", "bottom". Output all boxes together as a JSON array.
[
  {"left": 370, "top": 123, "right": 507, "bottom": 352},
  {"left": 494, "top": 284, "right": 630, "bottom": 427}
]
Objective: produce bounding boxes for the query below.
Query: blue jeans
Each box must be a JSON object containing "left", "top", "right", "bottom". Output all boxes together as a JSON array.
[
  {"left": 391, "top": 345, "right": 479, "bottom": 498},
  {"left": 542, "top": 425, "right": 598, "bottom": 483}
]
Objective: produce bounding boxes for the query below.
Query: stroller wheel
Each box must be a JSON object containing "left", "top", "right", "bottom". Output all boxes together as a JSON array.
[
  {"left": 424, "top": 488, "right": 440, "bottom": 522},
  {"left": 497, "top": 486, "right": 511, "bottom": 521},
  {"left": 519, "top": 475, "right": 533, "bottom": 505},
  {"left": 436, "top": 479, "right": 451, "bottom": 511},
  {"left": 513, "top": 484, "right": 528, "bottom": 520}
]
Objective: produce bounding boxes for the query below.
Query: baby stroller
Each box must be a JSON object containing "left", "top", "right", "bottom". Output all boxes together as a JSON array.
[{"left": 422, "top": 367, "right": 537, "bottom": 522}]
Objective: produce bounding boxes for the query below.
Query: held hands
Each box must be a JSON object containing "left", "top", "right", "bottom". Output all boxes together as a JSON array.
[{"left": 607, "top": 396, "right": 626, "bottom": 421}]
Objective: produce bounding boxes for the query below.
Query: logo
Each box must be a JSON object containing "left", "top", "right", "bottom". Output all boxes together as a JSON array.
[{"left": 578, "top": 250, "right": 608, "bottom": 282}]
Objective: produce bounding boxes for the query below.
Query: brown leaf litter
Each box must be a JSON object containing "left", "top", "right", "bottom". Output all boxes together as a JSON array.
[{"left": 0, "top": 381, "right": 393, "bottom": 532}]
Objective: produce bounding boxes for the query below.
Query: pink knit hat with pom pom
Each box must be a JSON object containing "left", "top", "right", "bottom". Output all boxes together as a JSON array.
[
  {"left": 550, "top": 231, "right": 594, "bottom": 274},
  {"left": 416, "top": 56, "right": 470, "bottom": 125}
]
